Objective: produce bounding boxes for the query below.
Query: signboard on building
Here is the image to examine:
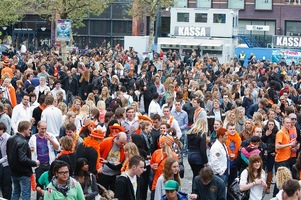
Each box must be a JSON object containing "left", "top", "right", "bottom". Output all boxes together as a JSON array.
[
  {"left": 196, "top": 0, "right": 211, "bottom": 8},
  {"left": 255, "top": 0, "right": 272, "bottom": 10},
  {"left": 174, "top": 0, "right": 188, "bottom": 8},
  {"left": 174, "top": 26, "right": 210, "bottom": 37},
  {"left": 228, "top": 0, "right": 245, "bottom": 9},
  {"left": 272, "top": 49, "right": 301, "bottom": 65},
  {"left": 56, "top": 19, "right": 71, "bottom": 41},
  {"left": 273, "top": 35, "right": 301, "bottom": 48},
  {"left": 246, "top": 25, "right": 270, "bottom": 31}
]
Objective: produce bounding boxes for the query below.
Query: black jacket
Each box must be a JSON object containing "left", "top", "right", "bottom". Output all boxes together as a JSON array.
[
  {"left": 7, "top": 133, "right": 37, "bottom": 177},
  {"left": 114, "top": 174, "right": 141, "bottom": 200}
]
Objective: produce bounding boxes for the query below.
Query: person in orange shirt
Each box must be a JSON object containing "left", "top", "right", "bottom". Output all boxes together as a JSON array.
[
  {"left": 150, "top": 134, "right": 178, "bottom": 200},
  {"left": 1, "top": 59, "right": 13, "bottom": 79},
  {"left": 225, "top": 122, "right": 241, "bottom": 188},
  {"left": 273, "top": 116, "right": 297, "bottom": 196},
  {"left": 288, "top": 113, "right": 300, "bottom": 169}
]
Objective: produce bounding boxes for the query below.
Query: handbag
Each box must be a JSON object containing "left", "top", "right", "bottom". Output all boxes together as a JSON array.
[
  {"left": 179, "top": 163, "right": 185, "bottom": 178},
  {"left": 228, "top": 175, "right": 250, "bottom": 200}
]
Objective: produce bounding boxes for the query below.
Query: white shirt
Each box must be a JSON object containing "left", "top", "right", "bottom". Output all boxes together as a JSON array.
[
  {"left": 29, "top": 132, "right": 59, "bottom": 169},
  {"left": 148, "top": 100, "right": 162, "bottom": 117},
  {"left": 51, "top": 87, "right": 66, "bottom": 101},
  {"left": 41, "top": 105, "right": 63, "bottom": 137},
  {"left": 11, "top": 103, "right": 32, "bottom": 133},
  {"left": 209, "top": 140, "right": 228, "bottom": 176},
  {"left": 168, "top": 116, "right": 182, "bottom": 139},
  {"left": 240, "top": 169, "right": 266, "bottom": 200}
]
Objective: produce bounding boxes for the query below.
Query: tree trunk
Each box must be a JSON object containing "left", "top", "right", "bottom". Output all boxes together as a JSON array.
[
  {"left": 61, "top": 41, "right": 67, "bottom": 63},
  {"left": 148, "top": 13, "right": 155, "bottom": 52}
]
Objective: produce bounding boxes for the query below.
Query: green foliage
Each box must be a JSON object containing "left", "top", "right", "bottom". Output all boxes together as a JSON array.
[
  {"left": 27, "top": 0, "right": 112, "bottom": 28},
  {"left": 129, "top": 0, "right": 173, "bottom": 19},
  {"left": 0, "top": 0, "right": 31, "bottom": 25}
]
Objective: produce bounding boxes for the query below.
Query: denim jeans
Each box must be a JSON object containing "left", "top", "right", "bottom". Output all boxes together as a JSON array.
[
  {"left": 11, "top": 175, "right": 31, "bottom": 200},
  {"left": 180, "top": 128, "right": 188, "bottom": 154}
]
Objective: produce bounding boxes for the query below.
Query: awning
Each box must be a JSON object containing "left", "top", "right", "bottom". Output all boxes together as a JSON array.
[
  {"left": 200, "top": 42, "right": 222, "bottom": 47},
  {"left": 178, "top": 41, "right": 202, "bottom": 46}
]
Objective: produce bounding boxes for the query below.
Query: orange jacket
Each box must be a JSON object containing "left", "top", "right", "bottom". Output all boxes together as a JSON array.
[
  {"left": 150, "top": 149, "right": 178, "bottom": 190},
  {"left": 99, "top": 137, "right": 125, "bottom": 163},
  {"left": 8, "top": 85, "right": 17, "bottom": 107}
]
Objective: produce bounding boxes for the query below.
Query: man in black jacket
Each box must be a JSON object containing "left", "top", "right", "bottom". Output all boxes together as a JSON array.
[
  {"left": 7, "top": 120, "right": 40, "bottom": 200},
  {"left": 114, "top": 155, "right": 145, "bottom": 200}
]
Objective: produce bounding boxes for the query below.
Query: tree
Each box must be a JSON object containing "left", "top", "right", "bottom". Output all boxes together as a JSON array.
[
  {"left": 0, "top": 0, "right": 30, "bottom": 26},
  {"left": 129, "top": 0, "right": 173, "bottom": 51},
  {"left": 27, "top": 0, "right": 112, "bottom": 61}
]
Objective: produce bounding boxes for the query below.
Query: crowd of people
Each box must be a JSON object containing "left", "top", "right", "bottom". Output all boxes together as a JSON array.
[{"left": 0, "top": 45, "right": 301, "bottom": 200}]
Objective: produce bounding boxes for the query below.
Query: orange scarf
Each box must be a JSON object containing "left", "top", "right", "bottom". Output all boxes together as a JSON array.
[
  {"left": 83, "top": 137, "right": 101, "bottom": 170},
  {"left": 57, "top": 150, "right": 73, "bottom": 159},
  {"left": 121, "top": 159, "right": 129, "bottom": 173},
  {"left": 194, "top": 107, "right": 201, "bottom": 122},
  {"left": 72, "top": 134, "right": 80, "bottom": 152},
  {"left": 225, "top": 132, "right": 241, "bottom": 160}
]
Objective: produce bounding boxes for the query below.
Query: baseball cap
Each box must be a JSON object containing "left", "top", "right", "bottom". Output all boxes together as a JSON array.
[{"left": 162, "top": 180, "right": 179, "bottom": 191}]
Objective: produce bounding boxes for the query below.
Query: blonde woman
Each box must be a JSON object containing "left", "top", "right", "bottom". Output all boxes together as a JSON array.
[
  {"left": 97, "top": 100, "right": 106, "bottom": 124},
  {"left": 187, "top": 118, "right": 208, "bottom": 186},
  {"left": 239, "top": 119, "right": 254, "bottom": 141},
  {"left": 253, "top": 112, "right": 264, "bottom": 128},
  {"left": 235, "top": 107, "right": 246, "bottom": 133},
  {"left": 76, "top": 105, "right": 90, "bottom": 132},
  {"left": 164, "top": 84, "right": 175, "bottom": 104},
  {"left": 100, "top": 86, "right": 112, "bottom": 109},
  {"left": 273, "top": 166, "right": 292, "bottom": 197},
  {"left": 110, "top": 75, "right": 119, "bottom": 95},
  {"left": 121, "top": 142, "right": 140, "bottom": 173},
  {"left": 150, "top": 134, "right": 178, "bottom": 196},
  {"left": 59, "top": 111, "right": 76, "bottom": 137},
  {"left": 223, "top": 110, "right": 236, "bottom": 128}
]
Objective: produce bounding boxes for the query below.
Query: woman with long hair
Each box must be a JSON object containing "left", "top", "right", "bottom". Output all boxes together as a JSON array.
[
  {"left": 69, "top": 98, "right": 82, "bottom": 115},
  {"left": 59, "top": 111, "right": 76, "bottom": 138},
  {"left": 223, "top": 110, "right": 236, "bottom": 128},
  {"left": 239, "top": 119, "right": 254, "bottom": 142},
  {"left": 187, "top": 118, "right": 208, "bottom": 186},
  {"left": 100, "top": 86, "right": 112, "bottom": 109},
  {"left": 73, "top": 158, "right": 99, "bottom": 200},
  {"left": 79, "top": 70, "right": 90, "bottom": 101},
  {"left": 261, "top": 119, "right": 278, "bottom": 194},
  {"left": 154, "top": 157, "right": 181, "bottom": 200},
  {"left": 96, "top": 100, "right": 106, "bottom": 124},
  {"left": 121, "top": 142, "right": 140, "bottom": 173},
  {"left": 235, "top": 107, "right": 246, "bottom": 133},
  {"left": 150, "top": 134, "right": 178, "bottom": 199},
  {"left": 240, "top": 154, "right": 267, "bottom": 200}
]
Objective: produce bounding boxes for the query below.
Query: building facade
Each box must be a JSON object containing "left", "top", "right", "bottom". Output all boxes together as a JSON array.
[{"left": 135, "top": 0, "right": 301, "bottom": 48}]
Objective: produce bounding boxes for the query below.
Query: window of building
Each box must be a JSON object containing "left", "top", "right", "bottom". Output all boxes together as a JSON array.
[
  {"left": 112, "top": 21, "right": 132, "bottom": 35},
  {"left": 286, "top": 21, "right": 301, "bottom": 36},
  {"left": 90, "top": 20, "right": 111, "bottom": 35},
  {"left": 177, "top": 13, "right": 189, "bottom": 22},
  {"left": 112, "top": 3, "right": 131, "bottom": 19},
  {"left": 213, "top": 14, "right": 226, "bottom": 23},
  {"left": 195, "top": 13, "right": 207, "bottom": 23},
  {"left": 73, "top": 20, "right": 89, "bottom": 35}
]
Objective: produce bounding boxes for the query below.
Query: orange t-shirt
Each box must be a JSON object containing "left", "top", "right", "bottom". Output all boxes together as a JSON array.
[
  {"left": 150, "top": 149, "right": 178, "bottom": 190},
  {"left": 275, "top": 128, "right": 291, "bottom": 162}
]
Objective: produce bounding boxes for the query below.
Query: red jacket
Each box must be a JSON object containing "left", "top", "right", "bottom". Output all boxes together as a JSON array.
[{"left": 99, "top": 137, "right": 125, "bottom": 163}]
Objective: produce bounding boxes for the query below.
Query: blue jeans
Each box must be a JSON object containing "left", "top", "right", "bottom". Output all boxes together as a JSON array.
[
  {"left": 180, "top": 128, "right": 188, "bottom": 154},
  {"left": 11, "top": 175, "right": 31, "bottom": 200}
]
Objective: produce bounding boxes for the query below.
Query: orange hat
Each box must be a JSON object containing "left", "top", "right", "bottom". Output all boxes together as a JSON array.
[
  {"left": 217, "top": 128, "right": 228, "bottom": 137},
  {"left": 159, "top": 134, "right": 174, "bottom": 147},
  {"left": 138, "top": 115, "right": 153, "bottom": 124},
  {"left": 90, "top": 129, "right": 104, "bottom": 140},
  {"left": 109, "top": 123, "right": 125, "bottom": 132}
]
